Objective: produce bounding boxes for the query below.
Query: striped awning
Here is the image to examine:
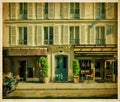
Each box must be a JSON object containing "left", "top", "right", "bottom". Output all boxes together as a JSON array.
[{"left": 4, "top": 47, "right": 47, "bottom": 56}]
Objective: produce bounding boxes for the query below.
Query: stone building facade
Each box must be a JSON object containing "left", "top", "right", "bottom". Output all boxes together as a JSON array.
[{"left": 3, "top": 2, "right": 118, "bottom": 82}]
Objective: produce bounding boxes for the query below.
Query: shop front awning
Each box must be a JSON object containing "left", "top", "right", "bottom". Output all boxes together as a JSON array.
[
  {"left": 3, "top": 47, "right": 48, "bottom": 56},
  {"left": 74, "top": 45, "right": 117, "bottom": 55}
]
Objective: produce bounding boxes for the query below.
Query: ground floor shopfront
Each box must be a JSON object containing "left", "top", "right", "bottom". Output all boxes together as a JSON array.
[{"left": 3, "top": 45, "right": 117, "bottom": 83}]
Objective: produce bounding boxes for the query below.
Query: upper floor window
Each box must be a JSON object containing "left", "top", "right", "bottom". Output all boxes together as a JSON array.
[
  {"left": 96, "top": 26, "right": 105, "bottom": 45},
  {"left": 19, "top": 27, "right": 27, "bottom": 45},
  {"left": 96, "top": 3, "right": 106, "bottom": 19},
  {"left": 44, "top": 3, "right": 48, "bottom": 19},
  {"left": 19, "top": 3, "right": 27, "bottom": 19},
  {"left": 70, "top": 3, "right": 79, "bottom": 19},
  {"left": 44, "top": 27, "right": 53, "bottom": 45},
  {"left": 70, "top": 26, "right": 79, "bottom": 45}
]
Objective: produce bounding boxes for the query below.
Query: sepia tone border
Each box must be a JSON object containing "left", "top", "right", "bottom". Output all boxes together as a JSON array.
[{"left": 0, "top": 0, "right": 119, "bottom": 102}]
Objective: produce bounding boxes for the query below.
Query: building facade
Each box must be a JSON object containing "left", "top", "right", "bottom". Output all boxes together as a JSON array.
[{"left": 3, "top": 2, "right": 118, "bottom": 82}]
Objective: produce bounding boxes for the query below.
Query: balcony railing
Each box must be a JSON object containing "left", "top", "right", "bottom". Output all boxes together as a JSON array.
[
  {"left": 44, "top": 39, "right": 53, "bottom": 45},
  {"left": 19, "top": 40, "right": 27, "bottom": 45},
  {"left": 96, "top": 39, "right": 106, "bottom": 45},
  {"left": 70, "top": 39, "right": 79, "bottom": 45}
]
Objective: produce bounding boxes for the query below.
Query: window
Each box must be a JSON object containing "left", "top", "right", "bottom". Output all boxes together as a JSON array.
[
  {"left": 96, "top": 26, "right": 105, "bottom": 45},
  {"left": 19, "top": 3, "right": 27, "bottom": 19},
  {"left": 44, "top": 27, "right": 53, "bottom": 45},
  {"left": 19, "top": 27, "right": 27, "bottom": 45},
  {"left": 70, "top": 3, "right": 79, "bottom": 19},
  {"left": 70, "top": 26, "right": 79, "bottom": 45},
  {"left": 44, "top": 3, "right": 48, "bottom": 19},
  {"left": 96, "top": 3, "right": 106, "bottom": 19}
]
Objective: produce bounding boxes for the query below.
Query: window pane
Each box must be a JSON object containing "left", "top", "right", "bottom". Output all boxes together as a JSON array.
[
  {"left": 19, "top": 27, "right": 22, "bottom": 44},
  {"left": 24, "top": 27, "right": 27, "bottom": 44},
  {"left": 44, "top": 3, "right": 48, "bottom": 14},
  {"left": 70, "top": 3, "right": 74, "bottom": 13},
  {"left": 75, "top": 3, "right": 79, "bottom": 9},
  {"left": 70, "top": 27, "right": 74, "bottom": 39},
  {"left": 75, "top": 27, "right": 79, "bottom": 39},
  {"left": 44, "top": 27, "right": 48, "bottom": 39},
  {"left": 49, "top": 27, "right": 53, "bottom": 40}
]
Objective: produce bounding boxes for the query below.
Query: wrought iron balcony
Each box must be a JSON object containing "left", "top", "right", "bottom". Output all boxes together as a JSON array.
[
  {"left": 96, "top": 39, "right": 106, "bottom": 45},
  {"left": 70, "top": 39, "right": 79, "bottom": 45}
]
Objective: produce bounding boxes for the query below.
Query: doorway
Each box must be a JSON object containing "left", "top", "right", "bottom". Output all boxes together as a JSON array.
[
  {"left": 55, "top": 55, "right": 68, "bottom": 81},
  {"left": 19, "top": 61, "right": 26, "bottom": 81}
]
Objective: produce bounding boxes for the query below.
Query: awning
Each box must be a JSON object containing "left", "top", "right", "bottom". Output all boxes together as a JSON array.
[{"left": 4, "top": 47, "right": 48, "bottom": 56}]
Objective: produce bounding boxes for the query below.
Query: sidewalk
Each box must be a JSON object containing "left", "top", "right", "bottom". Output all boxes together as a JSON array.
[{"left": 16, "top": 81, "right": 117, "bottom": 90}]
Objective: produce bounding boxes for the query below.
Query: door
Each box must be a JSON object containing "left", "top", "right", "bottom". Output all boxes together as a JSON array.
[
  {"left": 19, "top": 61, "right": 26, "bottom": 81},
  {"left": 55, "top": 55, "right": 68, "bottom": 81}
]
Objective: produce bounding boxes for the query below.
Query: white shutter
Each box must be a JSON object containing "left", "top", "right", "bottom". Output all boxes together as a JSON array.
[
  {"left": 62, "top": 3, "right": 69, "bottom": 19},
  {"left": 28, "top": 3, "right": 33, "bottom": 19},
  {"left": 63, "top": 25, "right": 69, "bottom": 45},
  {"left": 54, "top": 25, "right": 60, "bottom": 45},
  {"left": 10, "top": 26, "right": 17, "bottom": 45},
  {"left": 80, "top": 25, "right": 86, "bottom": 44},
  {"left": 10, "top": 3, "right": 16, "bottom": 19},
  {"left": 80, "top": 3, "right": 85, "bottom": 19},
  {"left": 106, "top": 3, "right": 115, "bottom": 19},
  {"left": 36, "top": 25, "right": 43, "bottom": 45},
  {"left": 90, "top": 26, "right": 95, "bottom": 44},
  {"left": 28, "top": 26, "right": 33, "bottom": 45},
  {"left": 48, "top": 3, "right": 54, "bottom": 19},
  {"left": 36, "top": 3, "right": 43, "bottom": 19}
]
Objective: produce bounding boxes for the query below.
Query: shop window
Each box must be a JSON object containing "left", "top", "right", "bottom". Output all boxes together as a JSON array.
[
  {"left": 19, "top": 27, "right": 27, "bottom": 45},
  {"left": 70, "top": 26, "right": 79, "bottom": 45},
  {"left": 70, "top": 3, "right": 79, "bottom": 19}
]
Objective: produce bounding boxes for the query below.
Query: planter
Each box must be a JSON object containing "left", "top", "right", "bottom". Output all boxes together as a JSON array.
[
  {"left": 43, "top": 77, "right": 49, "bottom": 83},
  {"left": 74, "top": 76, "right": 79, "bottom": 83}
]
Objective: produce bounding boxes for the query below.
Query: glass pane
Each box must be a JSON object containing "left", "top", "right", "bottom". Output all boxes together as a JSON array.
[
  {"left": 44, "top": 27, "right": 48, "bottom": 39},
  {"left": 70, "top": 27, "right": 74, "bottom": 39},
  {"left": 101, "top": 27, "right": 105, "bottom": 39},
  {"left": 75, "top": 3, "right": 79, "bottom": 9},
  {"left": 19, "top": 27, "right": 22, "bottom": 44},
  {"left": 24, "top": 27, "right": 27, "bottom": 44},
  {"left": 49, "top": 27, "right": 53, "bottom": 40},
  {"left": 44, "top": 3, "right": 48, "bottom": 14},
  {"left": 70, "top": 3, "right": 74, "bottom": 13}
]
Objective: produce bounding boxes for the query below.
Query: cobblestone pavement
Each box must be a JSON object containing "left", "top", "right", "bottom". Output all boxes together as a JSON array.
[
  {"left": 3, "top": 82, "right": 118, "bottom": 99},
  {"left": 3, "top": 89, "right": 117, "bottom": 99}
]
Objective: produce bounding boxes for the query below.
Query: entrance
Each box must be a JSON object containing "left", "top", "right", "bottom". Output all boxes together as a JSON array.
[
  {"left": 55, "top": 55, "right": 68, "bottom": 81},
  {"left": 19, "top": 61, "right": 26, "bottom": 81}
]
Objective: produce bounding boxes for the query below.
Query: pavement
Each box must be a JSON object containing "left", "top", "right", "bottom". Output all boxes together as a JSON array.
[{"left": 16, "top": 81, "right": 117, "bottom": 90}]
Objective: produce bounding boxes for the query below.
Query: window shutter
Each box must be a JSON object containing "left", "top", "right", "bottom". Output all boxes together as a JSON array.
[
  {"left": 80, "top": 25, "right": 86, "bottom": 44},
  {"left": 63, "top": 25, "right": 69, "bottom": 45},
  {"left": 54, "top": 25, "right": 60, "bottom": 45},
  {"left": 28, "top": 3, "right": 33, "bottom": 19},
  {"left": 36, "top": 3, "right": 43, "bottom": 19},
  {"left": 48, "top": 3, "right": 54, "bottom": 19},
  {"left": 61, "top": 3, "right": 69, "bottom": 19},
  {"left": 36, "top": 25, "right": 43, "bottom": 45},
  {"left": 90, "top": 26, "right": 95, "bottom": 44},
  {"left": 10, "top": 3, "right": 16, "bottom": 19},
  {"left": 28, "top": 26, "right": 33, "bottom": 45},
  {"left": 10, "top": 26, "right": 17, "bottom": 45},
  {"left": 106, "top": 3, "right": 115, "bottom": 19},
  {"left": 80, "top": 3, "right": 85, "bottom": 19}
]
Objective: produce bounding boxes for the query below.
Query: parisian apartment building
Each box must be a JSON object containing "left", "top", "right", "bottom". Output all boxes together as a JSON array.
[{"left": 3, "top": 2, "right": 118, "bottom": 82}]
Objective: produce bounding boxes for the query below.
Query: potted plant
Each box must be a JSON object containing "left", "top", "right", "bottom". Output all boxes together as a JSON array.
[
  {"left": 72, "top": 59, "right": 80, "bottom": 83},
  {"left": 39, "top": 56, "right": 49, "bottom": 83}
]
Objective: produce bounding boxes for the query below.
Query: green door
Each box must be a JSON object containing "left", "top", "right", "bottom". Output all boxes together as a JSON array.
[{"left": 55, "top": 55, "right": 68, "bottom": 81}]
